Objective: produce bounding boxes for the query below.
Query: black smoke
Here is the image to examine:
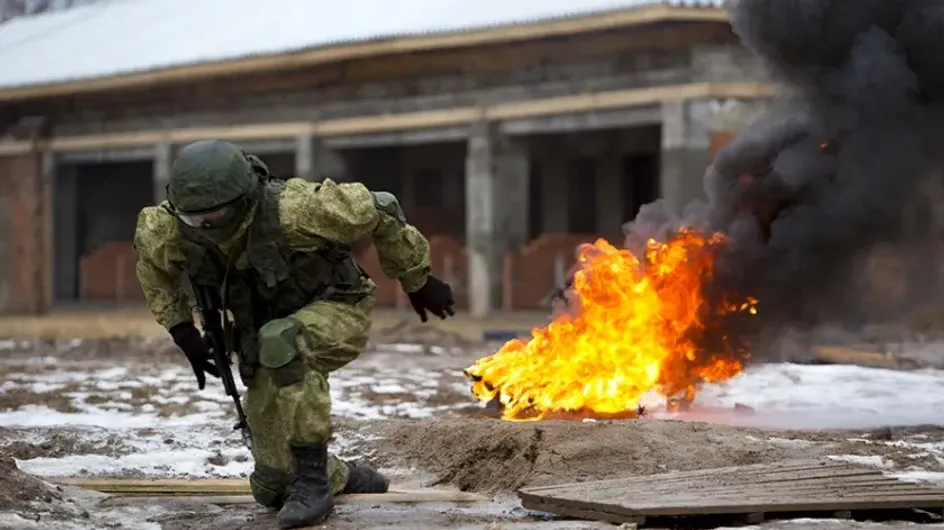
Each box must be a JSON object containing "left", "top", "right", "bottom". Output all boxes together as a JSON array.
[{"left": 624, "top": 0, "right": 944, "bottom": 358}]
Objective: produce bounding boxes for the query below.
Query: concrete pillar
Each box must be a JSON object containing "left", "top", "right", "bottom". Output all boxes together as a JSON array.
[
  {"left": 296, "top": 134, "right": 346, "bottom": 181},
  {"left": 40, "top": 152, "right": 54, "bottom": 311},
  {"left": 595, "top": 151, "right": 624, "bottom": 237},
  {"left": 660, "top": 100, "right": 713, "bottom": 214},
  {"left": 153, "top": 142, "right": 172, "bottom": 203},
  {"left": 541, "top": 156, "right": 569, "bottom": 234},
  {"left": 465, "top": 123, "right": 530, "bottom": 317}
]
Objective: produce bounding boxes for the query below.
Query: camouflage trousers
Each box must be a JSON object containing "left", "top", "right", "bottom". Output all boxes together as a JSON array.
[{"left": 242, "top": 295, "right": 374, "bottom": 508}]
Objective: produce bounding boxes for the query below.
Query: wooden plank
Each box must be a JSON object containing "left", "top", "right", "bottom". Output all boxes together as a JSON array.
[
  {"left": 523, "top": 496, "right": 645, "bottom": 526},
  {"left": 0, "top": 5, "right": 727, "bottom": 102},
  {"left": 573, "top": 476, "right": 943, "bottom": 501},
  {"left": 518, "top": 459, "right": 944, "bottom": 524},
  {"left": 521, "top": 459, "right": 858, "bottom": 494},
  {"left": 520, "top": 493, "right": 944, "bottom": 522},
  {"left": 575, "top": 469, "right": 901, "bottom": 494},
  {"left": 55, "top": 477, "right": 250, "bottom": 495},
  {"left": 101, "top": 489, "right": 491, "bottom": 507},
  {"left": 572, "top": 485, "right": 944, "bottom": 505},
  {"left": 529, "top": 471, "right": 944, "bottom": 502}
]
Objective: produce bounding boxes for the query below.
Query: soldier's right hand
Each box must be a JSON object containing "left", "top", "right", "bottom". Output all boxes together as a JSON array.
[{"left": 169, "top": 322, "right": 221, "bottom": 390}]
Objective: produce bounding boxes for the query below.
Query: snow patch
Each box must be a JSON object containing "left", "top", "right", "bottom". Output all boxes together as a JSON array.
[
  {"left": 826, "top": 454, "right": 895, "bottom": 469},
  {"left": 890, "top": 470, "right": 944, "bottom": 486}
]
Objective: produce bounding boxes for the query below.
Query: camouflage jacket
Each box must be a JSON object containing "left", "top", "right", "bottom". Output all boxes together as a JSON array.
[{"left": 134, "top": 177, "right": 431, "bottom": 349}]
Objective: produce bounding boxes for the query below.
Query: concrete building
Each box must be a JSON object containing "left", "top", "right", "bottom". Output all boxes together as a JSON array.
[{"left": 0, "top": 0, "right": 772, "bottom": 316}]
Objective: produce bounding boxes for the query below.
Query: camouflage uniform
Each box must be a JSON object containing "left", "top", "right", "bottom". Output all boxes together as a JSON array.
[{"left": 133, "top": 140, "right": 454, "bottom": 529}]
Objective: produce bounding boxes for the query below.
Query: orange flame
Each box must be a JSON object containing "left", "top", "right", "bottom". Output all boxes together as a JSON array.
[{"left": 465, "top": 228, "right": 758, "bottom": 421}]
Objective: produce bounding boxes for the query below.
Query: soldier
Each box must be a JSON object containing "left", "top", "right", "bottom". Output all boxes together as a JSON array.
[{"left": 133, "top": 140, "right": 456, "bottom": 529}]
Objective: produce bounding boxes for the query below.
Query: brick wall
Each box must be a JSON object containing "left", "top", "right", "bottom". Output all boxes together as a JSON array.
[
  {"left": 354, "top": 235, "right": 468, "bottom": 309},
  {"left": 0, "top": 152, "right": 52, "bottom": 315},
  {"left": 80, "top": 241, "right": 143, "bottom": 303},
  {"left": 504, "top": 234, "right": 605, "bottom": 310}
]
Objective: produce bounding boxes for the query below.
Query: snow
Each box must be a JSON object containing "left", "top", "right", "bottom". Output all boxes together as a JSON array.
[
  {"left": 827, "top": 454, "right": 895, "bottom": 469},
  {"left": 0, "top": 0, "right": 723, "bottom": 89},
  {"left": 0, "top": 513, "right": 162, "bottom": 530},
  {"left": 0, "top": 503, "right": 167, "bottom": 530},
  {"left": 21, "top": 447, "right": 250, "bottom": 477},
  {"left": 660, "top": 363, "right": 944, "bottom": 430},
  {"left": 0, "top": 346, "right": 475, "bottom": 478},
  {"left": 891, "top": 470, "right": 944, "bottom": 486},
  {"left": 3, "top": 343, "right": 944, "bottom": 483}
]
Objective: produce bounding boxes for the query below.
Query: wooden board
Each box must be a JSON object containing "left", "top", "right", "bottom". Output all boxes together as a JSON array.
[
  {"left": 54, "top": 478, "right": 490, "bottom": 505},
  {"left": 56, "top": 477, "right": 251, "bottom": 495},
  {"left": 518, "top": 459, "right": 944, "bottom": 525},
  {"left": 101, "top": 489, "right": 490, "bottom": 507}
]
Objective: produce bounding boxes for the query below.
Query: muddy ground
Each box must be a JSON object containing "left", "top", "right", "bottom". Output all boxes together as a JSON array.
[{"left": 1, "top": 320, "right": 944, "bottom": 529}]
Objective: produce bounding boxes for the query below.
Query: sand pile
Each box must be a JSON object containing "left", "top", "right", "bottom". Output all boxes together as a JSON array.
[
  {"left": 367, "top": 418, "right": 835, "bottom": 493},
  {"left": 0, "top": 454, "right": 64, "bottom": 513}
]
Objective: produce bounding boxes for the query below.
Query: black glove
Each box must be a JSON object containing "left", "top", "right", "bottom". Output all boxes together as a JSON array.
[
  {"left": 407, "top": 275, "right": 456, "bottom": 323},
  {"left": 169, "top": 322, "right": 220, "bottom": 390}
]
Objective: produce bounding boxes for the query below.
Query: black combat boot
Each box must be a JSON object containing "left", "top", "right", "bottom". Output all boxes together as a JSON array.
[
  {"left": 343, "top": 462, "right": 390, "bottom": 494},
  {"left": 277, "top": 444, "right": 334, "bottom": 529}
]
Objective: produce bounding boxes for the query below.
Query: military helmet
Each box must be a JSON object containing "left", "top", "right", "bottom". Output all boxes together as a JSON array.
[{"left": 166, "top": 140, "right": 256, "bottom": 215}]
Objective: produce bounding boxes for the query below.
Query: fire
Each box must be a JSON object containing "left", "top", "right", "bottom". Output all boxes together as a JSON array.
[{"left": 464, "top": 228, "right": 758, "bottom": 421}]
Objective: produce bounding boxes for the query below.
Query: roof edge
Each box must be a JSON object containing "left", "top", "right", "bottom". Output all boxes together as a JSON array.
[{"left": 0, "top": 4, "right": 728, "bottom": 102}]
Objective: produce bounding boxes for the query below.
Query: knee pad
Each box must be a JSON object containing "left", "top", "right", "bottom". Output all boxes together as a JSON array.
[
  {"left": 249, "top": 466, "right": 290, "bottom": 508},
  {"left": 259, "top": 317, "right": 307, "bottom": 388}
]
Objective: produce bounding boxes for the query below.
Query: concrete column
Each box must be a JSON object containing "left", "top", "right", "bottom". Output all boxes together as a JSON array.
[
  {"left": 660, "top": 100, "right": 713, "bottom": 214},
  {"left": 465, "top": 123, "right": 530, "bottom": 317},
  {"left": 40, "top": 152, "right": 55, "bottom": 311},
  {"left": 295, "top": 134, "right": 346, "bottom": 181},
  {"left": 595, "top": 151, "right": 624, "bottom": 237},
  {"left": 540, "top": 156, "right": 569, "bottom": 234},
  {"left": 153, "top": 142, "right": 172, "bottom": 203}
]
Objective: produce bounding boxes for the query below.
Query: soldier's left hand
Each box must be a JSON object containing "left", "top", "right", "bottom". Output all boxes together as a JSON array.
[{"left": 407, "top": 275, "right": 456, "bottom": 322}]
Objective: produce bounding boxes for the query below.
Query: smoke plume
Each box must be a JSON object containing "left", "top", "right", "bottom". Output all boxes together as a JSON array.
[{"left": 623, "top": 0, "right": 944, "bottom": 357}]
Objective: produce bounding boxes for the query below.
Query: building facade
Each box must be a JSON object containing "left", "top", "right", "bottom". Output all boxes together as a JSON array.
[{"left": 0, "top": 1, "right": 771, "bottom": 316}]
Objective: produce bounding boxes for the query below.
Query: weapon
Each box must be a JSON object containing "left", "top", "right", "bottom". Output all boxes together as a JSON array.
[{"left": 188, "top": 277, "right": 253, "bottom": 451}]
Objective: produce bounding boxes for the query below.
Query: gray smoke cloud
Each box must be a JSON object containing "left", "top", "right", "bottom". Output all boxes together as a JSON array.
[{"left": 622, "top": 0, "right": 944, "bottom": 359}]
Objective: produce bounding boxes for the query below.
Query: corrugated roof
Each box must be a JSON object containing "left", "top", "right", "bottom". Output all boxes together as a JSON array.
[{"left": 0, "top": 0, "right": 725, "bottom": 90}]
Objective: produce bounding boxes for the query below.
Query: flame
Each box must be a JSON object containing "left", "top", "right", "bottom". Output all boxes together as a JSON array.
[{"left": 464, "top": 228, "right": 758, "bottom": 421}]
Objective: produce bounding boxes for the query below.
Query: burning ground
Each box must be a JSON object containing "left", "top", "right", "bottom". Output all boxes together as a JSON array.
[{"left": 2, "top": 335, "right": 944, "bottom": 529}]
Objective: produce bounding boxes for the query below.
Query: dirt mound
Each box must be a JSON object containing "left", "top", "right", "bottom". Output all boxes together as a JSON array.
[
  {"left": 1, "top": 430, "right": 132, "bottom": 461},
  {"left": 0, "top": 455, "right": 62, "bottom": 512},
  {"left": 368, "top": 418, "right": 824, "bottom": 493}
]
